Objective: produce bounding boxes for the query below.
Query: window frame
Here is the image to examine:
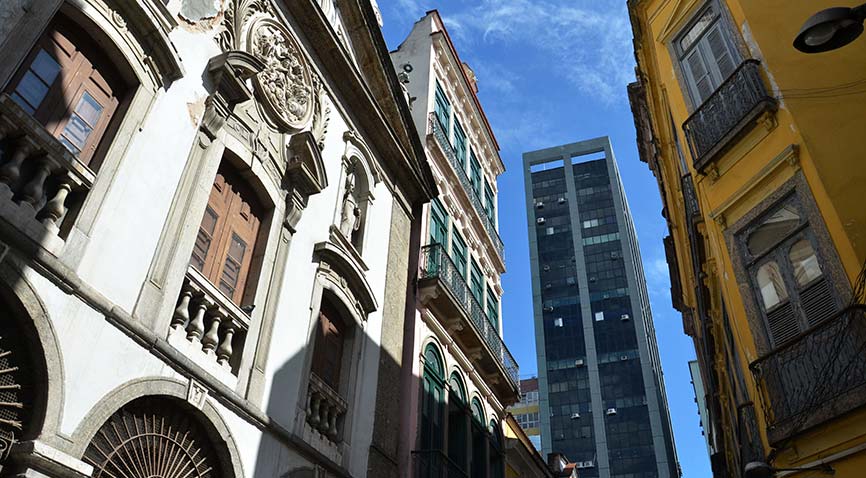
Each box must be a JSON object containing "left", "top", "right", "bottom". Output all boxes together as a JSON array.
[
  {"left": 672, "top": 1, "right": 741, "bottom": 108},
  {"left": 727, "top": 175, "right": 850, "bottom": 355},
  {"left": 451, "top": 229, "right": 468, "bottom": 279},
  {"left": 486, "top": 285, "right": 499, "bottom": 330},
  {"left": 469, "top": 151, "right": 482, "bottom": 197},
  {"left": 453, "top": 118, "right": 468, "bottom": 169},
  {"left": 434, "top": 80, "right": 451, "bottom": 136},
  {"left": 430, "top": 197, "right": 450, "bottom": 247},
  {"left": 5, "top": 14, "right": 129, "bottom": 169},
  {"left": 483, "top": 180, "right": 496, "bottom": 225},
  {"left": 470, "top": 259, "right": 484, "bottom": 305},
  {"left": 190, "top": 161, "right": 264, "bottom": 306}
]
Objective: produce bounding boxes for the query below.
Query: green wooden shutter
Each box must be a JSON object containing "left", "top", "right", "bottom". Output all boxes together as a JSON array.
[
  {"left": 451, "top": 230, "right": 468, "bottom": 279},
  {"left": 454, "top": 118, "right": 467, "bottom": 169},
  {"left": 430, "top": 198, "right": 449, "bottom": 246}
]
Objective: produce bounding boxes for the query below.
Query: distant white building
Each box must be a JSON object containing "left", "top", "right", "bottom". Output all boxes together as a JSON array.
[
  {"left": 390, "top": 10, "right": 521, "bottom": 477},
  {"left": 0, "top": 1, "right": 435, "bottom": 477}
]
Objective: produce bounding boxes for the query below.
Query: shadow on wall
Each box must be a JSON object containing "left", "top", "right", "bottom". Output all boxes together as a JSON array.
[{"left": 253, "top": 289, "right": 418, "bottom": 478}]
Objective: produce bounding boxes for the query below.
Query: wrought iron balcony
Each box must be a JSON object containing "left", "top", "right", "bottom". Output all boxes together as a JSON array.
[
  {"left": 682, "top": 59, "right": 777, "bottom": 172},
  {"left": 418, "top": 244, "right": 519, "bottom": 401},
  {"left": 429, "top": 113, "right": 505, "bottom": 263},
  {"left": 412, "top": 449, "right": 468, "bottom": 478},
  {"left": 750, "top": 304, "right": 866, "bottom": 443}
]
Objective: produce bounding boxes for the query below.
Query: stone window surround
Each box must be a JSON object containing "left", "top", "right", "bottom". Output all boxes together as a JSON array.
[
  {"left": 294, "top": 244, "right": 379, "bottom": 468},
  {"left": 135, "top": 119, "right": 285, "bottom": 399},
  {"left": 724, "top": 171, "right": 850, "bottom": 357},
  {"left": 0, "top": 0, "right": 184, "bottom": 270}
]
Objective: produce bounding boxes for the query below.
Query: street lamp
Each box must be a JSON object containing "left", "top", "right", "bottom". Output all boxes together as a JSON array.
[{"left": 794, "top": 3, "right": 866, "bottom": 53}]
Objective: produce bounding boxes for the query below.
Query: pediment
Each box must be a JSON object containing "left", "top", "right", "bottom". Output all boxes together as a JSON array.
[
  {"left": 286, "top": 131, "right": 328, "bottom": 196},
  {"left": 656, "top": 0, "right": 702, "bottom": 43}
]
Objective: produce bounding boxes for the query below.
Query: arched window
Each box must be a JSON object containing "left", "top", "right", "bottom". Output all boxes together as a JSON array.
[
  {"left": 742, "top": 198, "right": 840, "bottom": 347},
  {"left": 488, "top": 419, "right": 504, "bottom": 478},
  {"left": 83, "top": 396, "right": 227, "bottom": 478},
  {"left": 470, "top": 397, "right": 487, "bottom": 478},
  {"left": 190, "top": 160, "right": 264, "bottom": 306},
  {"left": 311, "top": 296, "right": 347, "bottom": 391},
  {"left": 4, "top": 14, "right": 130, "bottom": 168},
  {"left": 448, "top": 372, "right": 469, "bottom": 473},
  {"left": 420, "top": 344, "right": 445, "bottom": 452}
]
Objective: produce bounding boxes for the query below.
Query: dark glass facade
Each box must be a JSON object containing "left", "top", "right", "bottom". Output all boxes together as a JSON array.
[{"left": 524, "top": 138, "right": 678, "bottom": 478}]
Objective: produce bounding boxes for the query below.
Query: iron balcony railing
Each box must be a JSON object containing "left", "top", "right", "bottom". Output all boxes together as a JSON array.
[
  {"left": 412, "top": 450, "right": 468, "bottom": 478},
  {"left": 429, "top": 113, "right": 505, "bottom": 262},
  {"left": 750, "top": 304, "right": 866, "bottom": 438},
  {"left": 419, "top": 243, "right": 519, "bottom": 389},
  {"left": 682, "top": 59, "right": 777, "bottom": 172}
]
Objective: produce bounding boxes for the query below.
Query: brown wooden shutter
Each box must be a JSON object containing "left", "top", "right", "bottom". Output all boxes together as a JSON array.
[
  {"left": 190, "top": 164, "right": 262, "bottom": 306},
  {"left": 311, "top": 300, "right": 345, "bottom": 390},
  {"left": 5, "top": 15, "right": 126, "bottom": 168}
]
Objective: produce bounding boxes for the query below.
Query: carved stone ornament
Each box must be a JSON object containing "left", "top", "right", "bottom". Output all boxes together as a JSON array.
[{"left": 248, "top": 18, "right": 314, "bottom": 132}]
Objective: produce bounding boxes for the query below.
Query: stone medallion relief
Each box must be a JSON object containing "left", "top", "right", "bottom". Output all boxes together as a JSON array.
[{"left": 248, "top": 18, "right": 314, "bottom": 132}]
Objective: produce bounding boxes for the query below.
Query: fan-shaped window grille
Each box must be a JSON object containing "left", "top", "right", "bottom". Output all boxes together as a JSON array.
[
  {"left": 0, "top": 320, "right": 37, "bottom": 459},
  {"left": 83, "top": 397, "right": 225, "bottom": 478}
]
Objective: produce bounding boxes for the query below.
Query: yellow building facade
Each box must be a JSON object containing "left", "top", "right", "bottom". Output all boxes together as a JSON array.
[{"left": 627, "top": 1, "right": 866, "bottom": 477}]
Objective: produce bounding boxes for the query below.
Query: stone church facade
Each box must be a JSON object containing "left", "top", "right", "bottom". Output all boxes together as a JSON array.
[{"left": 0, "top": 1, "right": 436, "bottom": 477}]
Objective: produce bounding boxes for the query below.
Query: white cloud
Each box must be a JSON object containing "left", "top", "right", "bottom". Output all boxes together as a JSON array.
[
  {"left": 645, "top": 254, "right": 673, "bottom": 298},
  {"left": 439, "top": 0, "right": 635, "bottom": 105}
]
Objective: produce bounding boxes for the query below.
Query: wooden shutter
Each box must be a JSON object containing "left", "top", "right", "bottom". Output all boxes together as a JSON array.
[
  {"left": 311, "top": 301, "right": 345, "bottom": 390},
  {"left": 705, "top": 23, "right": 736, "bottom": 82},
  {"left": 683, "top": 47, "right": 715, "bottom": 104},
  {"left": 191, "top": 164, "right": 262, "bottom": 306},
  {"left": 6, "top": 16, "right": 125, "bottom": 167}
]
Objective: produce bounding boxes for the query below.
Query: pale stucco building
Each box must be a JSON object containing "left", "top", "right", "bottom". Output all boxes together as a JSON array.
[
  {"left": 390, "top": 11, "right": 521, "bottom": 478},
  {"left": 0, "top": 1, "right": 436, "bottom": 477}
]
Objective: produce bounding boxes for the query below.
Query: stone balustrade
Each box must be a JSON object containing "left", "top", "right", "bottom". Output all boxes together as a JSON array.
[
  {"left": 0, "top": 94, "right": 94, "bottom": 241},
  {"left": 169, "top": 268, "right": 249, "bottom": 377},
  {"left": 306, "top": 372, "right": 348, "bottom": 443}
]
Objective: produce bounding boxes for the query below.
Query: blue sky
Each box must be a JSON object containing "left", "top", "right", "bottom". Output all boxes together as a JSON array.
[{"left": 379, "top": 1, "right": 711, "bottom": 476}]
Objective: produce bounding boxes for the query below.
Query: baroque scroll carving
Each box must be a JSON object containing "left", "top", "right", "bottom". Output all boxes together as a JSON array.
[{"left": 218, "top": 0, "right": 314, "bottom": 133}]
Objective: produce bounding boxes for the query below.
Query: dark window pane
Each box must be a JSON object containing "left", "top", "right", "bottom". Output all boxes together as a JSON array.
[
  {"left": 15, "top": 71, "right": 49, "bottom": 109},
  {"left": 31, "top": 50, "right": 61, "bottom": 85},
  {"left": 11, "top": 93, "right": 36, "bottom": 114}
]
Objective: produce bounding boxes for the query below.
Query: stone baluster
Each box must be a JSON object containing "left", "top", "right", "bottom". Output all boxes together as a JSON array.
[
  {"left": 171, "top": 287, "right": 193, "bottom": 332},
  {"left": 0, "top": 139, "right": 35, "bottom": 192},
  {"left": 327, "top": 403, "right": 339, "bottom": 438},
  {"left": 201, "top": 308, "right": 223, "bottom": 354},
  {"left": 217, "top": 324, "right": 235, "bottom": 366},
  {"left": 308, "top": 393, "right": 321, "bottom": 427},
  {"left": 319, "top": 403, "right": 331, "bottom": 435},
  {"left": 187, "top": 299, "right": 207, "bottom": 342},
  {"left": 40, "top": 176, "right": 73, "bottom": 229},
  {"left": 19, "top": 156, "right": 53, "bottom": 207}
]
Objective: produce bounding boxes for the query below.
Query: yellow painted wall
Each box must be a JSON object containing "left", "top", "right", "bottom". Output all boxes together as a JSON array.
[{"left": 630, "top": 0, "right": 866, "bottom": 475}]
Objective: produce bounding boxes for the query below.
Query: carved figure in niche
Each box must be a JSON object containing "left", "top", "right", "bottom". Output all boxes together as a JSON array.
[
  {"left": 250, "top": 19, "right": 313, "bottom": 131},
  {"left": 339, "top": 169, "right": 361, "bottom": 240}
]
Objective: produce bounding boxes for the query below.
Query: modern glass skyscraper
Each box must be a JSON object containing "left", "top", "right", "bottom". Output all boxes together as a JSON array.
[{"left": 523, "top": 137, "right": 679, "bottom": 478}]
